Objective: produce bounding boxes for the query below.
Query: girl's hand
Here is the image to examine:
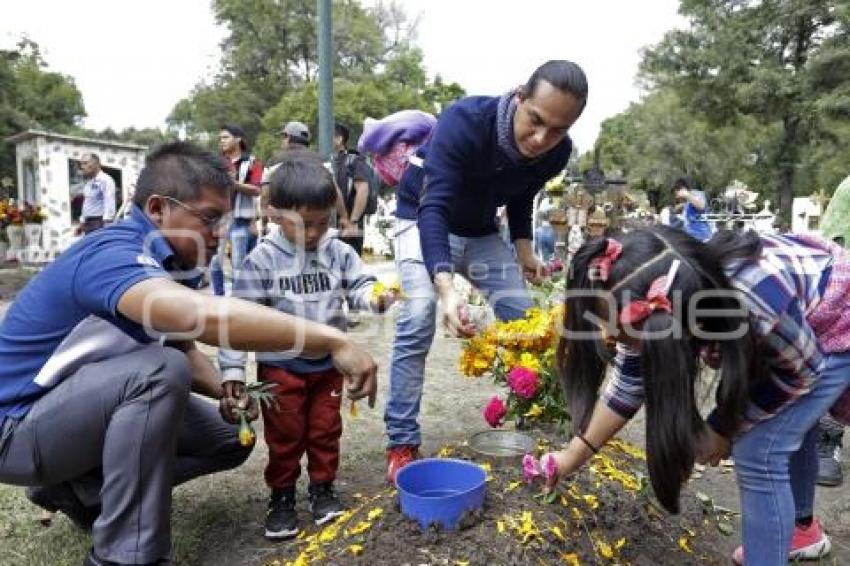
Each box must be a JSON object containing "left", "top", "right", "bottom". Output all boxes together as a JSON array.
[{"left": 543, "top": 445, "right": 587, "bottom": 492}]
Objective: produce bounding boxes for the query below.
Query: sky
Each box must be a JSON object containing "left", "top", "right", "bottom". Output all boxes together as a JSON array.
[{"left": 0, "top": 0, "right": 686, "bottom": 153}]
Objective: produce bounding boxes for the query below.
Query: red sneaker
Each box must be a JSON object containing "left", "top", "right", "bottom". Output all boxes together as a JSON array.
[
  {"left": 386, "top": 445, "right": 420, "bottom": 484},
  {"left": 731, "top": 519, "right": 831, "bottom": 564}
]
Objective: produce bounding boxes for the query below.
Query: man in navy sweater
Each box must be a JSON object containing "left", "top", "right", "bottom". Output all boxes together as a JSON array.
[{"left": 385, "top": 60, "right": 588, "bottom": 481}]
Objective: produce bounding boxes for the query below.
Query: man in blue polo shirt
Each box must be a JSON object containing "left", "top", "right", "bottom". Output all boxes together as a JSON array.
[
  {"left": 384, "top": 60, "right": 587, "bottom": 482},
  {"left": 0, "top": 142, "right": 378, "bottom": 565}
]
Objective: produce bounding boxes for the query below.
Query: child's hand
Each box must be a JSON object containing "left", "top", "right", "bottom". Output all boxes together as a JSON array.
[
  {"left": 370, "top": 280, "right": 403, "bottom": 313},
  {"left": 370, "top": 289, "right": 400, "bottom": 312}
]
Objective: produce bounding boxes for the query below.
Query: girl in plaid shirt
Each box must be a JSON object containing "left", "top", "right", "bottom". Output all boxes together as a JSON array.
[{"left": 545, "top": 227, "right": 850, "bottom": 565}]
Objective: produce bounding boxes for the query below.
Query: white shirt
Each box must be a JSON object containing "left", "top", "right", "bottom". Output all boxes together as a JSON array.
[{"left": 81, "top": 170, "right": 116, "bottom": 221}]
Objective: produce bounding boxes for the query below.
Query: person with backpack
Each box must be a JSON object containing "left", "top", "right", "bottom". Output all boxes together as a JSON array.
[{"left": 333, "top": 123, "right": 376, "bottom": 255}]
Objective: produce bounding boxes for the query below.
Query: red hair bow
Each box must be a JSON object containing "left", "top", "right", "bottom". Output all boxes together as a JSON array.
[
  {"left": 588, "top": 238, "right": 623, "bottom": 282},
  {"left": 619, "top": 260, "right": 680, "bottom": 326}
]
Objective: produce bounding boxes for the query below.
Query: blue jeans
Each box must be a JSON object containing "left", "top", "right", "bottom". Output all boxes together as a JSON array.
[
  {"left": 210, "top": 219, "right": 257, "bottom": 296},
  {"left": 732, "top": 351, "right": 850, "bottom": 564},
  {"left": 535, "top": 224, "right": 555, "bottom": 260},
  {"left": 384, "top": 220, "right": 532, "bottom": 447}
]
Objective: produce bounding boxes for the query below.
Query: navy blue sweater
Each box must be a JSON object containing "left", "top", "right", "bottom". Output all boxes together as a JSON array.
[{"left": 396, "top": 95, "right": 572, "bottom": 276}]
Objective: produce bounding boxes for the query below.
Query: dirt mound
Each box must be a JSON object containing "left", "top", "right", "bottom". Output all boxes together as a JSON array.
[{"left": 266, "top": 433, "right": 732, "bottom": 565}]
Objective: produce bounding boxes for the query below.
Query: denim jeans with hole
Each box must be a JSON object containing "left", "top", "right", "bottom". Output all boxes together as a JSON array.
[
  {"left": 383, "top": 220, "right": 533, "bottom": 447},
  {"left": 732, "top": 351, "right": 850, "bottom": 564},
  {"left": 210, "top": 219, "right": 257, "bottom": 296}
]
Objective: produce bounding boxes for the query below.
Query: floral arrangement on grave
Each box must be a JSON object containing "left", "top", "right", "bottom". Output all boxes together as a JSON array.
[
  {"left": 459, "top": 260, "right": 569, "bottom": 430},
  {"left": 0, "top": 199, "right": 23, "bottom": 227},
  {"left": 21, "top": 202, "right": 47, "bottom": 224}
]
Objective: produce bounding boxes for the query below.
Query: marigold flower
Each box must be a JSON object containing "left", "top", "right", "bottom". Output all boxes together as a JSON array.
[{"left": 238, "top": 421, "right": 256, "bottom": 447}]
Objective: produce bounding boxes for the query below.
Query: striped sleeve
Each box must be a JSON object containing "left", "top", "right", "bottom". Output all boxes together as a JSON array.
[{"left": 602, "top": 343, "right": 645, "bottom": 419}]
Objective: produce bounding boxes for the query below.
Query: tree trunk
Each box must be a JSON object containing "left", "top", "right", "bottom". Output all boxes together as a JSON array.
[{"left": 777, "top": 116, "right": 800, "bottom": 223}]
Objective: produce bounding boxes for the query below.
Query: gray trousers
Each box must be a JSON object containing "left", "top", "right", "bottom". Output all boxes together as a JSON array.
[{"left": 0, "top": 345, "right": 252, "bottom": 563}]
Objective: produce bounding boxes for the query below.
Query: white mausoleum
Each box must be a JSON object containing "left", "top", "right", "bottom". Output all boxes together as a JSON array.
[{"left": 7, "top": 129, "right": 147, "bottom": 251}]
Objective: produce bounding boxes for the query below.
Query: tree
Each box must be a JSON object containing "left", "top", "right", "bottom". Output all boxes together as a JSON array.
[
  {"left": 0, "top": 38, "right": 86, "bottom": 197},
  {"left": 584, "top": 88, "right": 771, "bottom": 208},
  {"left": 169, "top": 0, "right": 463, "bottom": 158},
  {"left": 640, "top": 0, "right": 850, "bottom": 220},
  {"left": 254, "top": 50, "right": 464, "bottom": 160}
]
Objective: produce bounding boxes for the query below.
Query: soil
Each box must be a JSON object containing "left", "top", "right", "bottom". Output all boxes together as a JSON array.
[{"left": 259, "top": 433, "right": 731, "bottom": 566}]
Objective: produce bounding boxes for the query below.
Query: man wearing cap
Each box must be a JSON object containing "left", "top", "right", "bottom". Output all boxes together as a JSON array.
[
  {"left": 210, "top": 124, "right": 264, "bottom": 295},
  {"left": 261, "top": 121, "right": 356, "bottom": 238}
]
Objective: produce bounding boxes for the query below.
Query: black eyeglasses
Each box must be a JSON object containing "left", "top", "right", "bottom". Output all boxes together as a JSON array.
[{"left": 160, "top": 195, "right": 229, "bottom": 231}]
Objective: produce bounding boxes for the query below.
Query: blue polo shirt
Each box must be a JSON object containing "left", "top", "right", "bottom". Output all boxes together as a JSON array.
[{"left": 0, "top": 205, "right": 187, "bottom": 420}]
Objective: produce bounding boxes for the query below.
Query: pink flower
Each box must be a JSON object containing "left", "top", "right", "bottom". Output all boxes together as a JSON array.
[
  {"left": 522, "top": 453, "right": 542, "bottom": 483},
  {"left": 483, "top": 395, "right": 507, "bottom": 428},
  {"left": 541, "top": 453, "right": 557, "bottom": 479},
  {"left": 547, "top": 257, "right": 564, "bottom": 273},
  {"left": 522, "top": 453, "right": 558, "bottom": 485},
  {"left": 507, "top": 366, "right": 539, "bottom": 399}
]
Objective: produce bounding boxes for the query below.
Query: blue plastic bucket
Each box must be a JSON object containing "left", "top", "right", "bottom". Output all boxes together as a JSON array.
[{"left": 395, "top": 458, "right": 487, "bottom": 530}]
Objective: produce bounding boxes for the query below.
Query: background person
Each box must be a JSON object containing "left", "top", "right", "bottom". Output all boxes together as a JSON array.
[{"left": 76, "top": 153, "right": 116, "bottom": 235}]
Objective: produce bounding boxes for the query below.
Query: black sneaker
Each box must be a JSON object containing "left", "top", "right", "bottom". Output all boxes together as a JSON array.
[
  {"left": 25, "top": 483, "right": 99, "bottom": 532},
  {"left": 308, "top": 482, "right": 345, "bottom": 526},
  {"left": 265, "top": 487, "right": 299, "bottom": 540},
  {"left": 817, "top": 419, "right": 844, "bottom": 487}
]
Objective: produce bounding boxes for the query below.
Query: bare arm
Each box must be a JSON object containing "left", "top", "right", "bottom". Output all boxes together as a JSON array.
[
  {"left": 348, "top": 180, "right": 369, "bottom": 223},
  {"left": 117, "top": 278, "right": 378, "bottom": 405},
  {"left": 547, "top": 402, "right": 629, "bottom": 488}
]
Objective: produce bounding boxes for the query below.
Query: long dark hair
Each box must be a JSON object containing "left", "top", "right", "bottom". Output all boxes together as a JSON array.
[{"left": 558, "top": 226, "right": 765, "bottom": 513}]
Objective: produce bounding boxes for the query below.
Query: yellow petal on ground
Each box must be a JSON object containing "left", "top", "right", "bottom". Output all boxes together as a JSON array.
[
  {"left": 582, "top": 494, "right": 599, "bottom": 510},
  {"left": 496, "top": 520, "right": 506, "bottom": 534},
  {"left": 455, "top": 561, "right": 470, "bottom": 566},
  {"left": 506, "top": 481, "right": 523, "bottom": 492},
  {"left": 679, "top": 536, "right": 693, "bottom": 554},
  {"left": 571, "top": 507, "right": 583, "bottom": 520},
  {"left": 615, "top": 537, "right": 626, "bottom": 550},
  {"left": 348, "top": 544, "right": 364, "bottom": 555},
  {"left": 597, "top": 541, "right": 614, "bottom": 559},
  {"left": 349, "top": 401, "right": 358, "bottom": 418},
  {"left": 549, "top": 525, "right": 566, "bottom": 541},
  {"left": 561, "top": 553, "right": 581, "bottom": 566},
  {"left": 367, "top": 508, "right": 383, "bottom": 520},
  {"left": 437, "top": 445, "right": 455, "bottom": 458},
  {"left": 318, "top": 524, "right": 339, "bottom": 543},
  {"left": 346, "top": 520, "right": 372, "bottom": 536}
]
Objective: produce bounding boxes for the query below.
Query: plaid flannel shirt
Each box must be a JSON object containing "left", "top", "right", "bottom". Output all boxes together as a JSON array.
[{"left": 603, "top": 234, "right": 846, "bottom": 435}]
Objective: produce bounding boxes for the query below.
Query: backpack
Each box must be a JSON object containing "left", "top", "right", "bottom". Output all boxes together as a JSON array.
[{"left": 346, "top": 153, "right": 380, "bottom": 217}]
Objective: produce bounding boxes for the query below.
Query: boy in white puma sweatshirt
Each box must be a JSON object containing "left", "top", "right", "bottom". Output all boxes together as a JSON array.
[{"left": 219, "top": 151, "right": 397, "bottom": 540}]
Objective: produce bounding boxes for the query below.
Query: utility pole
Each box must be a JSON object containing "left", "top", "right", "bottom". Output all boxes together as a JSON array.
[{"left": 317, "top": 0, "right": 333, "bottom": 160}]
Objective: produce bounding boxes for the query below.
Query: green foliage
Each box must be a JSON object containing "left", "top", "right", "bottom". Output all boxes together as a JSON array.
[
  {"left": 0, "top": 38, "right": 86, "bottom": 197},
  {"left": 638, "top": 0, "right": 850, "bottom": 220},
  {"left": 585, "top": 88, "right": 772, "bottom": 206},
  {"left": 169, "top": 0, "right": 464, "bottom": 159}
]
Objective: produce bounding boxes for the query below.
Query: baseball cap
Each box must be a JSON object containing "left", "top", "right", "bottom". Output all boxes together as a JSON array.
[{"left": 280, "top": 121, "right": 311, "bottom": 144}]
